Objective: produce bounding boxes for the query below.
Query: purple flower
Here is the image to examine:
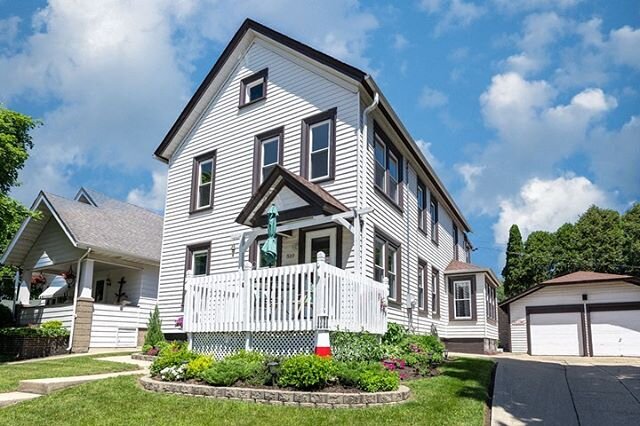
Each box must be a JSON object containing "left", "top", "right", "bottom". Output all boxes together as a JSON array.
[{"left": 175, "top": 316, "right": 184, "bottom": 328}]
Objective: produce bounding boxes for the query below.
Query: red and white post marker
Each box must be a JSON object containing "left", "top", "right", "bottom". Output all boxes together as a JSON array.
[{"left": 314, "top": 251, "right": 331, "bottom": 357}]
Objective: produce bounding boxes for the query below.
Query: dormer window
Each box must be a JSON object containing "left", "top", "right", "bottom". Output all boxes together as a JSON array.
[{"left": 239, "top": 69, "right": 268, "bottom": 107}]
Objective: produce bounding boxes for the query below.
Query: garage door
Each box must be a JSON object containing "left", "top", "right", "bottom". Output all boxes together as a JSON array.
[
  {"left": 529, "top": 312, "right": 584, "bottom": 356},
  {"left": 590, "top": 310, "right": 640, "bottom": 356}
]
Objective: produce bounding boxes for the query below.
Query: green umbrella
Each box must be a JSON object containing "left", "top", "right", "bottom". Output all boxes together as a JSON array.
[{"left": 261, "top": 204, "right": 279, "bottom": 267}]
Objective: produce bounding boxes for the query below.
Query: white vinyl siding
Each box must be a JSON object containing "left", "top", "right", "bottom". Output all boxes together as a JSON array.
[
  {"left": 158, "top": 40, "right": 360, "bottom": 332},
  {"left": 23, "top": 218, "right": 84, "bottom": 270},
  {"left": 508, "top": 281, "right": 640, "bottom": 353}
]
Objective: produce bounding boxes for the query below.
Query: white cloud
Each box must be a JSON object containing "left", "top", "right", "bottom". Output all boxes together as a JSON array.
[
  {"left": 420, "top": 0, "right": 485, "bottom": 36},
  {"left": 456, "top": 163, "right": 484, "bottom": 191},
  {"left": 416, "top": 139, "right": 443, "bottom": 172},
  {"left": 493, "top": 175, "right": 610, "bottom": 245},
  {"left": 127, "top": 170, "right": 167, "bottom": 212},
  {"left": 419, "top": 86, "right": 448, "bottom": 108},
  {"left": 0, "top": 16, "right": 20, "bottom": 46},
  {"left": 609, "top": 26, "right": 640, "bottom": 70},
  {"left": 3, "top": 0, "right": 379, "bottom": 204},
  {"left": 392, "top": 34, "right": 408, "bottom": 50},
  {"left": 492, "top": 0, "right": 581, "bottom": 14}
]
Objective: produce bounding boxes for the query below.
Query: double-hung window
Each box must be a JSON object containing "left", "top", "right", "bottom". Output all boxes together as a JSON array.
[
  {"left": 418, "top": 261, "right": 427, "bottom": 311},
  {"left": 453, "top": 280, "right": 472, "bottom": 320},
  {"left": 302, "top": 108, "right": 336, "bottom": 182},
  {"left": 374, "top": 233, "right": 400, "bottom": 302},
  {"left": 239, "top": 68, "right": 268, "bottom": 107},
  {"left": 417, "top": 181, "right": 426, "bottom": 231},
  {"left": 373, "top": 125, "right": 403, "bottom": 206},
  {"left": 183, "top": 243, "right": 210, "bottom": 307},
  {"left": 486, "top": 285, "right": 497, "bottom": 321},
  {"left": 253, "top": 127, "right": 284, "bottom": 190},
  {"left": 430, "top": 196, "right": 439, "bottom": 244},
  {"left": 191, "top": 151, "right": 216, "bottom": 212},
  {"left": 431, "top": 267, "right": 440, "bottom": 316}
]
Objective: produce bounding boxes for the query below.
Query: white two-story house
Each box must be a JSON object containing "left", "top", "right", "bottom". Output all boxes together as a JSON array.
[{"left": 154, "top": 19, "right": 499, "bottom": 356}]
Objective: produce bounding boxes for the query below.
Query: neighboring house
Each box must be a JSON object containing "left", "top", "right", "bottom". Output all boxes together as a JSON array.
[
  {"left": 0, "top": 188, "right": 162, "bottom": 352},
  {"left": 499, "top": 271, "right": 640, "bottom": 357},
  {"left": 153, "top": 19, "right": 499, "bottom": 356}
]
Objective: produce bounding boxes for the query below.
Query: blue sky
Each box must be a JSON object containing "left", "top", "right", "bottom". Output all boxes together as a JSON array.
[{"left": 1, "top": 0, "right": 638, "bottom": 274}]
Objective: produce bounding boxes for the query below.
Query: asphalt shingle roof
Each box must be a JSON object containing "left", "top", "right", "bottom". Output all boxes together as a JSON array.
[
  {"left": 541, "top": 271, "right": 636, "bottom": 285},
  {"left": 44, "top": 189, "right": 163, "bottom": 263}
]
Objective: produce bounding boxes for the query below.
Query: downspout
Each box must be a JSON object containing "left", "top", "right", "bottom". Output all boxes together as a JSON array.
[
  {"left": 67, "top": 248, "right": 91, "bottom": 351},
  {"left": 358, "top": 92, "right": 379, "bottom": 276},
  {"left": 404, "top": 162, "right": 413, "bottom": 332}
]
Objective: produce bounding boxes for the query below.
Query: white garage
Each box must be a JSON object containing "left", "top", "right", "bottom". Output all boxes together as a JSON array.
[{"left": 501, "top": 271, "right": 640, "bottom": 357}]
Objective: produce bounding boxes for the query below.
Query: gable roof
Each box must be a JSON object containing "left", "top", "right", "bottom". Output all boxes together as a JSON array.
[
  {"left": 444, "top": 259, "right": 502, "bottom": 287},
  {"left": 1, "top": 188, "right": 163, "bottom": 266},
  {"left": 236, "top": 165, "right": 349, "bottom": 227},
  {"left": 500, "top": 270, "right": 640, "bottom": 306},
  {"left": 153, "top": 18, "right": 471, "bottom": 233}
]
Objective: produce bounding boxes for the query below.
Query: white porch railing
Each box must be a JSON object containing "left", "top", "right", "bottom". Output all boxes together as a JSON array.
[{"left": 183, "top": 254, "right": 388, "bottom": 335}]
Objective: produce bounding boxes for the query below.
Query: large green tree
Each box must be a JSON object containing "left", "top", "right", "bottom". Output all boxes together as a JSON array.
[
  {"left": 0, "top": 106, "right": 40, "bottom": 299},
  {"left": 574, "top": 206, "right": 624, "bottom": 273},
  {"left": 621, "top": 203, "right": 640, "bottom": 275},
  {"left": 552, "top": 223, "right": 580, "bottom": 276},
  {"left": 521, "top": 231, "right": 555, "bottom": 287},
  {"left": 502, "top": 224, "right": 525, "bottom": 298}
]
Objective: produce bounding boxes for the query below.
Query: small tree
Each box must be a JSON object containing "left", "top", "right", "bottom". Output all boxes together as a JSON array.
[
  {"left": 144, "top": 306, "right": 165, "bottom": 349},
  {"left": 502, "top": 224, "right": 525, "bottom": 298}
]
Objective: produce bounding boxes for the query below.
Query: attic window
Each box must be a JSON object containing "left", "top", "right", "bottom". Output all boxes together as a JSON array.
[
  {"left": 77, "top": 195, "right": 92, "bottom": 205},
  {"left": 239, "top": 68, "right": 268, "bottom": 107}
]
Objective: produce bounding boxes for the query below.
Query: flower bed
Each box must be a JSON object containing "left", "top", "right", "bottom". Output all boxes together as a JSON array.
[
  {"left": 139, "top": 376, "right": 411, "bottom": 408},
  {"left": 0, "top": 321, "right": 70, "bottom": 360}
]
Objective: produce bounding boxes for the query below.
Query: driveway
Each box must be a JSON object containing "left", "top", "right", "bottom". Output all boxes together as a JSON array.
[{"left": 492, "top": 356, "right": 640, "bottom": 426}]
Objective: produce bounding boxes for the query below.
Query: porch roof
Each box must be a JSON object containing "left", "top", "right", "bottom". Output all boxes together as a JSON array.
[
  {"left": 236, "top": 165, "right": 349, "bottom": 227},
  {"left": 1, "top": 188, "right": 163, "bottom": 267}
]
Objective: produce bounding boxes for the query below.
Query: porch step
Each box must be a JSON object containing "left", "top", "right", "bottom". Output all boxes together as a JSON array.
[
  {"left": 17, "top": 369, "right": 146, "bottom": 395},
  {"left": 0, "top": 391, "right": 41, "bottom": 408}
]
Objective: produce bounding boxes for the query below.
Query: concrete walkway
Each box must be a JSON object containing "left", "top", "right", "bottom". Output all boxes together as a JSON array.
[
  {"left": 0, "top": 354, "right": 148, "bottom": 408},
  {"left": 492, "top": 357, "right": 640, "bottom": 426}
]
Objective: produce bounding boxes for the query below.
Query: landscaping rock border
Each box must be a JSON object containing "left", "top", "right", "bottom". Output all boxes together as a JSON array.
[
  {"left": 131, "top": 353, "right": 157, "bottom": 362},
  {"left": 139, "top": 376, "right": 411, "bottom": 408}
]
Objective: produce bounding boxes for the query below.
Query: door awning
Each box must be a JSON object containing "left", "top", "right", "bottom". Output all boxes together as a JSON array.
[{"left": 39, "top": 275, "right": 69, "bottom": 299}]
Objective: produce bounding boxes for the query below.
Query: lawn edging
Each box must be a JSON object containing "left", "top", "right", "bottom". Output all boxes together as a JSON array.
[{"left": 139, "top": 376, "right": 411, "bottom": 408}]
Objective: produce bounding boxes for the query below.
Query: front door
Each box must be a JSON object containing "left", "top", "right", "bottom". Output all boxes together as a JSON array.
[{"left": 304, "top": 228, "right": 337, "bottom": 266}]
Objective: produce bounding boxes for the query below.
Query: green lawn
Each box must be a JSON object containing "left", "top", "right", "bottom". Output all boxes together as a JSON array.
[
  {"left": 0, "top": 357, "right": 493, "bottom": 426},
  {"left": 0, "top": 355, "right": 139, "bottom": 392}
]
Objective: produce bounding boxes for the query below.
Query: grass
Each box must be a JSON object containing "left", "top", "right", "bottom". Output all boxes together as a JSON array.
[
  {"left": 0, "top": 354, "right": 139, "bottom": 392},
  {"left": 0, "top": 357, "right": 493, "bottom": 426}
]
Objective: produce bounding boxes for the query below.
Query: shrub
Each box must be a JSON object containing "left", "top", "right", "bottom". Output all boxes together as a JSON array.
[
  {"left": 382, "top": 322, "right": 407, "bottom": 345},
  {"left": 0, "top": 304, "right": 13, "bottom": 327},
  {"left": 0, "top": 324, "right": 69, "bottom": 338},
  {"left": 150, "top": 341, "right": 197, "bottom": 376},
  {"left": 144, "top": 306, "right": 165, "bottom": 349},
  {"left": 331, "top": 332, "right": 383, "bottom": 362},
  {"left": 224, "top": 350, "right": 265, "bottom": 364},
  {"left": 278, "top": 354, "right": 336, "bottom": 390},
  {"left": 201, "top": 358, "right": 268, "bottom": 387},
  {"left": 335, "top": 361, "right": 400, "bottom": 392},
  {"left": 186, "top": 355, "right": 214, "bottom": 379},
  {"left": 40, "top": 320, "right": 63, "bottom": 330}
]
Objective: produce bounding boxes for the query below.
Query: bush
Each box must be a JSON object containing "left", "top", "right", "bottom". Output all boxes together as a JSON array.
[
  {"left": 185, "top": 355, "right": 214, "bottom": 379},
  {"left": 0, "top": 305, "right": 13, "bottom": 327},
  {"left": 143, "top": 306, "right": 165, "bottom": 349},
  {"left": 224, "top": 350, "right": 265, "bottom": 364},
  {"left": 150, "top": 341, "right": 197, "bottom": 376},
  {"left": 382, "top": 322, "right": 407, "bottom": 345},
  {"left": 160, "top": 364, "right": 187, "bottom": 381},
  {"left": 201, "top": 358, "right": 268, "bottom": 387},
  {"left": 0, "top": 324, "right": 69, "bottom": 338},
  {"left": 335, "top": 361, "right": 400, "bottom": 392},
  {"left": 278, "top": 354, "right": 336, "bottom": 390},
  {"left": 331, "top": 332, "right": 383, "bottom": 362}
]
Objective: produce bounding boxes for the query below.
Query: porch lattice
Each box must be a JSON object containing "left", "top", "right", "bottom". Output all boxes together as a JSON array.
[{"left": 191, "top": 331, "right": 315, "bottom": 359}]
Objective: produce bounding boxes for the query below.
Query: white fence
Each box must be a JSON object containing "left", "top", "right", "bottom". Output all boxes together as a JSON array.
[{"left": 184, "top": 256, "right": 388, "bottom": 335}]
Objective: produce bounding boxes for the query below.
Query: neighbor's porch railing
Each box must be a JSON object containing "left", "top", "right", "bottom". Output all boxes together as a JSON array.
[{"left": 183, "top": 253, "right": 388, "bottom": 335}]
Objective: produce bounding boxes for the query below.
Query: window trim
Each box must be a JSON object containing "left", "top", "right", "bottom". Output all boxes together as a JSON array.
[
  {"left": 453, "top": 223, "right": 459, "bottom": 260},
  {"left": 418, "top": 259, "right": 428, "bottom": 315},
  {"left": 182, "top": 242, "right": 211, "bottom": 308},
  {"left": 252, "top": 126, "right": 284, "bottom": 192},
  {"left": 430, "top": 194, "right": 439, "bottom": 245},
  {"left": 239, "top": 68, "right": 268, "bottom": 108},
  {"left": 431, "top": 267, "right": 440, "bottom": 318},
  {"left": 190, "top": 150, "right": 216, "bottom": 214},
  {"left": 300, "top": 108, "right": 337, "bottom": 183},
  {"left": 447, "top": 275, "right": 477, "bottom": 321},
  {"left": 373, "top": 122, "right": 404, "bottom": 210},
  {"left": 373, "top": 227, "right": 402, "bottom": 306},
  {"left": 250, "top": 235, "right": 283, "bottom": 268}
]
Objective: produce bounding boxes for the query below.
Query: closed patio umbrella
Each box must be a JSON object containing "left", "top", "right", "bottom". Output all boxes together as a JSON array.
[{"left": 261, "top": 204, "right": 279, "bottom": 267}]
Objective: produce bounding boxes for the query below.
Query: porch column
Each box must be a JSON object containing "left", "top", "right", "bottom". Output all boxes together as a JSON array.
[
  {"left": 72, "top": 259, "right": 94, "bottom": 353},
  {"left": 17, "top": 269, "right": 32, "bottom": 305}
]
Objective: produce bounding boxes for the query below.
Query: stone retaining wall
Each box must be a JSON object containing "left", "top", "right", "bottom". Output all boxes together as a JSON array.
[
  {"left": 131, "top": 353, "right": 157, "bottom": 362},
  {"left": 139, "top": 376, "right": 410, "bottom": 408}
]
